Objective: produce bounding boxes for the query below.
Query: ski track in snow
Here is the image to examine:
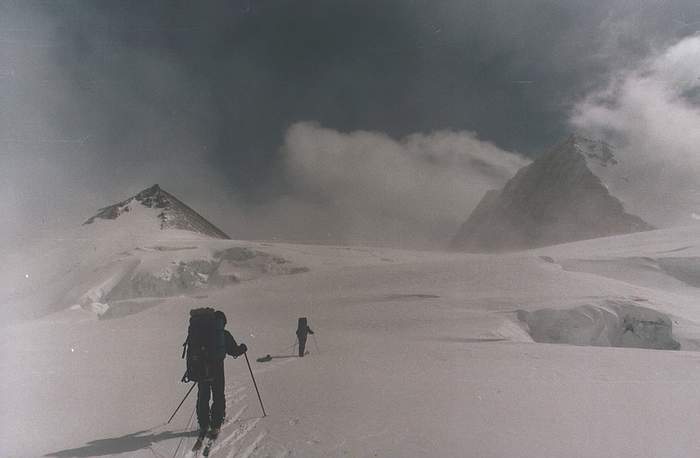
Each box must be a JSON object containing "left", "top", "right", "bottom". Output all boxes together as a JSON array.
[
  {"left": 8, "top": 226, "right": 700, "bottom": 458},
  {"left": 229, "top": 385, "right": 248, "bottom": 404},
  {"left": 181, "top": 386, "right": 247, "bottom": 457},
  {"left": 180, "top": 377, "right": 274, "bottom": 458},
  {"left": 232, "top": 432, "right": 267, "bottom": 458},
  {"left": 212, "top": 418, "right": 261, "bottom": 456}
]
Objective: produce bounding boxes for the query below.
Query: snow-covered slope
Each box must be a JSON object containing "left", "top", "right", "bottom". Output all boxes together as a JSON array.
[
  {"left": 451, "top": 134, "right": 653, "bottom": 252},
  {"left": 2, "top": 226, "right": 700, "bottom": 457},
  {"left": 0, "top": 196, "right": 301, "bottom": 321},
  {"left": 84, "top": 184, "right": 231, "bottom": 240}
]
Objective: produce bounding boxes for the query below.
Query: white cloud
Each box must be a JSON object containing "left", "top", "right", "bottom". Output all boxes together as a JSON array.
[
  {"left": 571, "top": 35, "right": 700, "bottom": 226},
  {"left": 266, "top": 122, "right": 527, "bottom": 247}
]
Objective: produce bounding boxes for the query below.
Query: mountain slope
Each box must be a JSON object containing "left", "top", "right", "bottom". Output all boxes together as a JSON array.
[
  {"left": 1, "top": 187, "right": 254, "bottom": 320},
  {"left": 451, "top": 135, "right": 653, "bottom": 252},
  {"left": 3, "top": 226, "right": 700, "bottom": 457},
  {"left": 84, "top": 184, "right": 231, "bottom": 240}
]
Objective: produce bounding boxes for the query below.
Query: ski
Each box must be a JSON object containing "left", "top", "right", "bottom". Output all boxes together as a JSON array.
[
  {"left": 202, "top": 428, "right": 219, "bottom": 456},
  {"left": 191, "top": 437, "right": 204, "bottom": 453},
  {"left": 202, "top": 436, "right": 216, "bottom": 456}
]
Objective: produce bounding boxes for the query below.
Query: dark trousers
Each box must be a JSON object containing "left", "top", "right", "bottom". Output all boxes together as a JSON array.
[
  {"left": 196, "top": 362, "right": 225, "bottom": 431},
  {"left": 298, "top": 335, "right": 307, "bottom": 357}
]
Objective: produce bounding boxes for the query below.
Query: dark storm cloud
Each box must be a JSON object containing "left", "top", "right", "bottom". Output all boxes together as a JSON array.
[
  {"left": 2, "top": 0, "right": 699, "bottom": 244},
  {"left": 18, "top": 0, "right": 700, "bottom": 156}
]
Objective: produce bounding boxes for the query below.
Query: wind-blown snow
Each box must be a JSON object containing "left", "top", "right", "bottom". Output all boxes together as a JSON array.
[{"left": 2, "top": 226, "right": 700, "bottom": 457}]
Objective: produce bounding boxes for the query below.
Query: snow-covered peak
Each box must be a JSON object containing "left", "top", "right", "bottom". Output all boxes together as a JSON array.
[
  {"left": 83, "top": 184, "right": 230, "bottom": 240},
  {"left": 564, "top": 134, "right": 618, "bottom": 168},
  {"left": 451, "top": 134, "right": 652, "bottom": 252},
  {"left": 535, "top": 134, "right": 622, "bottom": 194}
]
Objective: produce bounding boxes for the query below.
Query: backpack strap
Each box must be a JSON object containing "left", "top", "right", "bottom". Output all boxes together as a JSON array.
[
  {"left": 181, "top": 337, "right": 190, "bottom": 382},
  {"left": 181, "top": 336, "right": 189, "bottom": 359}
]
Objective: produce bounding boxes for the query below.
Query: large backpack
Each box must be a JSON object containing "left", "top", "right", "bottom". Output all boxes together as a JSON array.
[{"left": 181, "top": 307, "right": 227, "bottom": 382}]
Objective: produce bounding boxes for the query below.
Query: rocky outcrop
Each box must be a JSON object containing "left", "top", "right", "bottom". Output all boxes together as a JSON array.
[
  {"left": 451, "top": 135, "right": 652, "bottom": 252},
  {"left": 84, "top": 184, "right": 231, "bottom": 239}
]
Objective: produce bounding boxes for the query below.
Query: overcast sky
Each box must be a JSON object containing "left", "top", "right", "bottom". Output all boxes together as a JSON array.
[{"left": 1, "top": 0, "right": 699, "bottom": 247}]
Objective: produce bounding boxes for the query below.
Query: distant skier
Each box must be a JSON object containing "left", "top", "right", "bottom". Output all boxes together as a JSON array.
[
  {"left": 296, "top": 317, "right": 314, "bottom": 357},
  {"left": 182, "top": 308, "right": 247, "bottom": 445}
]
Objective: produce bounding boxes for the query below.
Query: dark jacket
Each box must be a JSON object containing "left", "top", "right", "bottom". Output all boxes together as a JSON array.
[
  {"left": 225, "top": 330, "right": 247, "bottom": 358},
  {"left": 296, "top": 317, "right": 314, "bottom": 338}
]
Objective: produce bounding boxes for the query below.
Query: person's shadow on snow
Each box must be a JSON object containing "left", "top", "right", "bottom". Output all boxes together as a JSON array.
[{"left": 45, "top": 428, "right": 197, "bottom": 457}]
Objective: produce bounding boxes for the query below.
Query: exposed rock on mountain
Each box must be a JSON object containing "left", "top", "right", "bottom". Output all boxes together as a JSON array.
[
  {"left": 451, "top": 135, "right": 653, "bottom": 252},
  {"left": 83, "top": 184, "right": 230, "bottom": 239}
]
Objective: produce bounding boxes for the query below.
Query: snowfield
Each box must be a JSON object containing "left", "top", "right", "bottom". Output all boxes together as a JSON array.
[{"left": 2, "top": 225, "right": 700, "bottom": 457}]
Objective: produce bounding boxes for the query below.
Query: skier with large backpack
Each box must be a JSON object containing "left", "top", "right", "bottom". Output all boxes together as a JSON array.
[{"left": 181, "top": 307, "right": 247, "bottom": 445}]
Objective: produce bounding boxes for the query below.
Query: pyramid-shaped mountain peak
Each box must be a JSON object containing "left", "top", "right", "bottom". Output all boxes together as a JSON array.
[
  {"left": 83, "top": 185, "right": 231, "bottom": 239},
  {"left": 451, "top": 135, "right": 652, "bottom": 252}
]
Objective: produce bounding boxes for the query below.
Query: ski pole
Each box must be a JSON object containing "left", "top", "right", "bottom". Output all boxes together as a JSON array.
[
  {"left": 167, "top": 382, "right": 196, "bottom": 424},
  {"left": 244, "top": 352, "right": 267, "bottom": 417},
  {"left": 312, "top": 334, "right": 320, "bottom": 354}
]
